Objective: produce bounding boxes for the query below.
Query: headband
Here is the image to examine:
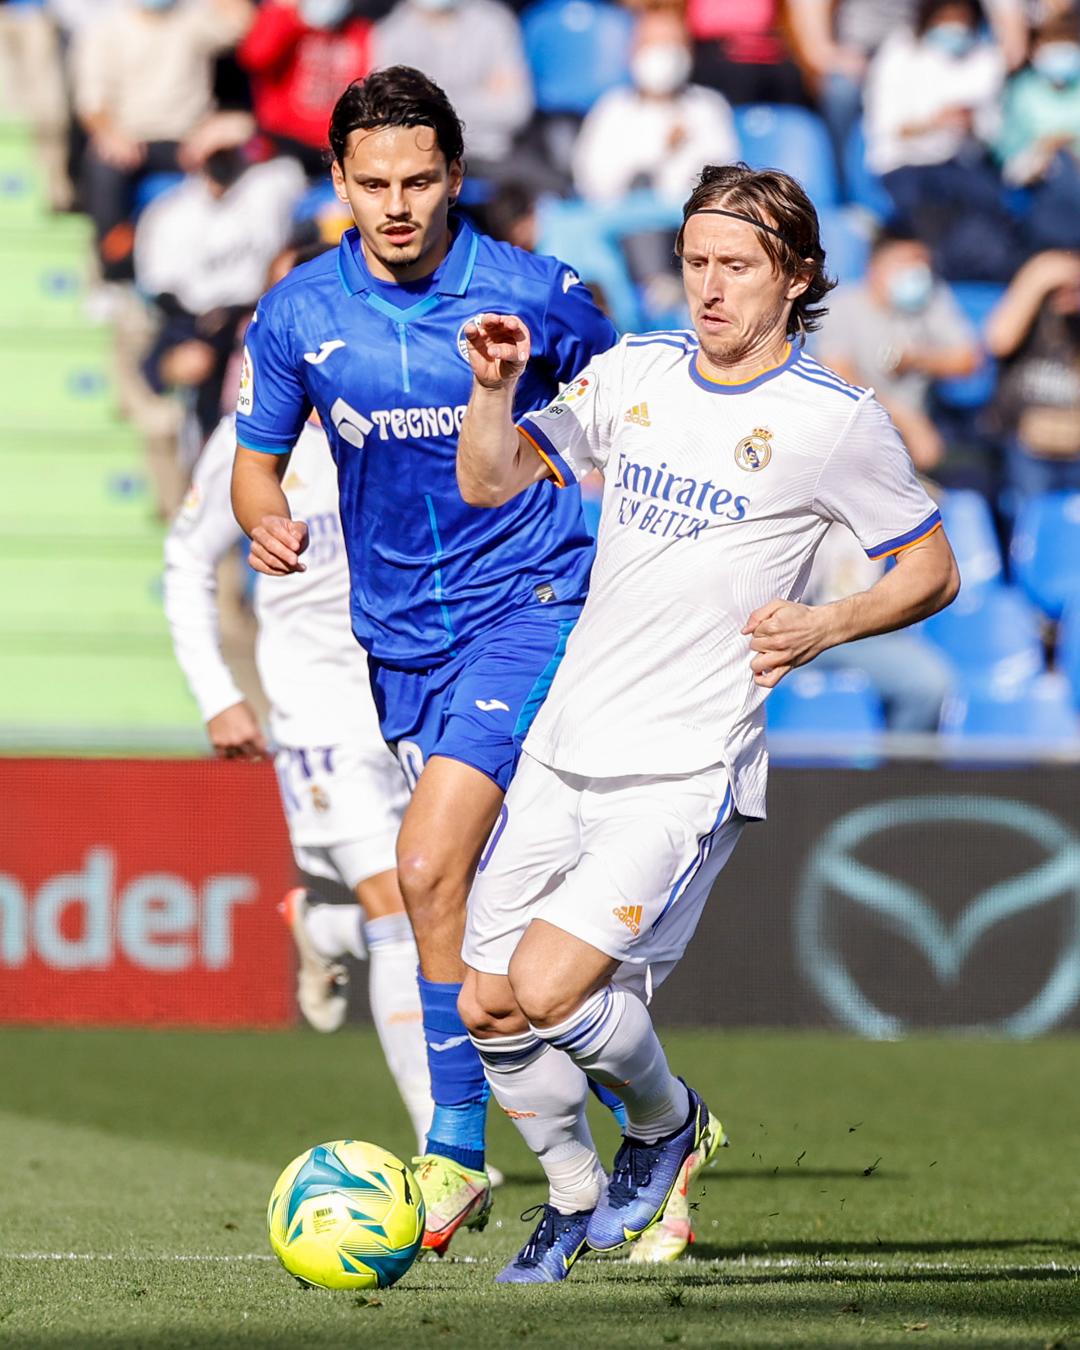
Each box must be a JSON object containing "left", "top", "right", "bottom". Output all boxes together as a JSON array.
[{"left": 688, "top": 208, "right": 797, "bottom": 251}]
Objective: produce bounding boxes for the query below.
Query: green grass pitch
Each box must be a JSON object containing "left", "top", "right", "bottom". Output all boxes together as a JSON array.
[{"left": 1, "top": 1027, "right": 1077, "bottom": 1348}]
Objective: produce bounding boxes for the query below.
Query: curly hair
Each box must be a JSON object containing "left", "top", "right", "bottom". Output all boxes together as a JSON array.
[{"left": 676, "top": 163, "right": 837, "bottom": 337}]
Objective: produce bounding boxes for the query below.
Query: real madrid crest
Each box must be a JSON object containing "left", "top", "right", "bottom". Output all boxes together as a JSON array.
[{"left": 735, "top": 426, "right": 773, "bottom": 472}]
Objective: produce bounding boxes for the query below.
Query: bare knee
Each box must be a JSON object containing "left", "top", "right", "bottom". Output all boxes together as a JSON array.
[
  {"left": 396, "top": 845, "right": 462, "bottom": 922},
  {"left": 509, "top": 951, "right": 588, "bottom": 1030},
  {"left": 458, "top": 973, "right": 529, "bottom": 1038}
]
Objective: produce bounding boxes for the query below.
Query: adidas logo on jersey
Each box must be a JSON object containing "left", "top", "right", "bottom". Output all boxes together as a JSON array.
[
  {"left": 624, "top": 402, "right": 651, "bottom": 427},
  {"left": 613, "top": 904, "right": 643, "bottom": 936}
]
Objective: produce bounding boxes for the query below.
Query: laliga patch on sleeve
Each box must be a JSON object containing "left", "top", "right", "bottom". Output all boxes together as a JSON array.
[{"left": 237, "top": 347, "right": 254, "bottom": 416}]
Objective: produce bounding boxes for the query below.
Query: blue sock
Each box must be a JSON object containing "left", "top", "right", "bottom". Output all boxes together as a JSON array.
[
  {"left": 589, "top": 1077, "right": 629, "bottom": 1131},
  {"left": 418, "top": 975, "right": 488, "bottom": 1171}
]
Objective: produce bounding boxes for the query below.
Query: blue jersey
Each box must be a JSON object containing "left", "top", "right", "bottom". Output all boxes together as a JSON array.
[{"left": 236, "top": 217, "right": 618, "bottom": 668}]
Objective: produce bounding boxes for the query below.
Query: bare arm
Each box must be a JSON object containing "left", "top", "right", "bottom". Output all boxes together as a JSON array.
[
  {"left": 231, "top": 445, "right": 309, "bottom": 575},
  {"left": 743, "top": 529, "right": 959, "bottom": 688},
  {"left": 985, "top": 252, "right": 1080, "bottom": 358},
  {"left": 457, "top": 314, "right": 554, "bottom": 508}
]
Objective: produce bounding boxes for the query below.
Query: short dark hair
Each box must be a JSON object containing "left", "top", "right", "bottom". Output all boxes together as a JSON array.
[
  {"left": 915, "top": 0, "right": 983, "bottom": 37},
  {"left": 869, "top": 224, "right": 925, "bottom": 257},
  {"left": 676, "top": 163, "right": 836, "bottom": 337},
  {"left": 328, "top": 66, "right": 465, "bottom": 168}
]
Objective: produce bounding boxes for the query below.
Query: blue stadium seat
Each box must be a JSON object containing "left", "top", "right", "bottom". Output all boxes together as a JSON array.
[
  {"left": 132, "top": 172, "right": 185, "bottom": 217},
  {"left": 1057, "top": 600, "right": 1080, "bottom": 708},
  {"left": 536, "top": 197, "right": 641, "bottom": 331},
  {"left": 923, "top": 584, "right": 1044, "bottom": 690},
  {"left": 767, "top": 669, "right": 884, "bottom": 765},
  {"left": 521, "top": 0, "right": 633, "bottom": 115},
  {"left": 934, "top": 280, "right": 1005, "bottom": 409},
  {"left": 940, "top": 672, "right": 1079, "bottom": 749},
  {"left": 817, "top": 205, "right": 871, "bottom": 285},
  {"left": 1009, "top": 491, "right": 1080, "bottom": 621},
  {"left": 938, "top": 489, "right": 1002, "bottom": 589},
  {"left": 734, "top": 105, "right": 839, "bottom": 208},
  {"left": 842, "top": 120, "right": 892, "bottom": 218}
]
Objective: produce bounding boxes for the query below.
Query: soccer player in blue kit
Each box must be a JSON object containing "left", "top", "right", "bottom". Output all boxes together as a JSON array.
[{"left": 231, "top": 67, "right": 619, "bottom": 1253}]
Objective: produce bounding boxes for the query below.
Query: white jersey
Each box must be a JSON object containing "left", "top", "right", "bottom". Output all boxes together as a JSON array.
[
  {"left": 164, "top": 414, "right": 383, "bottom": 750},
  {"left": 516, "top": 334, "right": 942, "bottom": 817}
]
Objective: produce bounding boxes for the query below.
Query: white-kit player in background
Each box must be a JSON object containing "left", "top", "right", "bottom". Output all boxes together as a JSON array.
[
  {"left": 453, "top": 162, "right": 960, "bottom": 1283},
  {"left": 163, "top": 398, "right": 433, "bottom": 1153}
]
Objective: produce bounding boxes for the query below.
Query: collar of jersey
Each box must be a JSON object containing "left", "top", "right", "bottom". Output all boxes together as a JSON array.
[
  {"left": 336, "top": 218, "right": 480, "bottom": 322},
  {"left": 688, "top": 342, "right": 798, "bottom": 394}
]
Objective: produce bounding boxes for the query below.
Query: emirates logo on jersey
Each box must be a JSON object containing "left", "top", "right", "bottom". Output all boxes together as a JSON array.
[{"left": 734, "top": 427, "right": 773, "bottom": 472}]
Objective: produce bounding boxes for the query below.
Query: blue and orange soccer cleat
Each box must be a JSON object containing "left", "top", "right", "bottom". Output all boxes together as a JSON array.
[
  {"left": 495, "top": 1203, "right": 592, "bottom": 1283},
  {"left": 586, "top": 1084, "right": 715, "bottom": 1253}
]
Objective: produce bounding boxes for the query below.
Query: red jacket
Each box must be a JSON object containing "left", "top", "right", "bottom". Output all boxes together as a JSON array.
[{"left": 238, "top": 4, "right": 372, "bottom": 149}]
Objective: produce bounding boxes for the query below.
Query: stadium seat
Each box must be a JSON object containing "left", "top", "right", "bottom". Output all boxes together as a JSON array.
[
  {"left": 842, "top": 120, "right": 892, "bottom": 218},
  {"left": 1009, "top": 491, "right": 1080, "bottom": 621},
  {"left": 521, "top": 0, "right": 633, "bottom": 115},
  {"left": 537, "top": 197, "right": 643, "bottom": 332},
  {"left": 817, "top": 205, "right": 871, "bottom": 285},
  {"left": 940, "top": 671, "right": 1079, "bottom": 751},
  {"left": 1057, "top": 600, "right": 1080, "bottom": 708},
  {"left": 922, "top": 583, "right": 1044, "bottom": 690},
  {"left": 766, "top": 668, "right": 884, "bottom": 765},
  {"left": 938, "top": 489, "right": 1003, "bottom": 589},
  {"left": 734, "top": 105, "right": 839, "bottom": 208},
  {"left": 132, "top": 171, "right": 184, "bottom": 217},
  {"left": 934, "top": 281, "right": 1005, "bottom": 409}
]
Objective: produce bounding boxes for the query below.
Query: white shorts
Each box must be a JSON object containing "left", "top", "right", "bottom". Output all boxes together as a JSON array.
[
  {"left": 463, "top": 752, "right": 744, "bottom": 988},
  {"left": 274, "top": 740, "right": 408, "bottom": 891}
]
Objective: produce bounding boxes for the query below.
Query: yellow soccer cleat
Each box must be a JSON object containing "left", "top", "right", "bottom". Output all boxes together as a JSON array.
[
  {"left": 413, "top": 1153, "right": 493, "bottom": 1256},
  {"left": 628, "top": 1113, "right": 727, "bottom": 1264}
]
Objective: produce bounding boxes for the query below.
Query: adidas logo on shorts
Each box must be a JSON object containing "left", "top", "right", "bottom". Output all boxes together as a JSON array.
[{"left": 613, "top": 904, "right": 643, "bottom": 936}]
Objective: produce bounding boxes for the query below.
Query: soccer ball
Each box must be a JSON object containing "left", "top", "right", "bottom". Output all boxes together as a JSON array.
[{"left": 267, "top": 1139, "right": 425, "bottom": 1290}]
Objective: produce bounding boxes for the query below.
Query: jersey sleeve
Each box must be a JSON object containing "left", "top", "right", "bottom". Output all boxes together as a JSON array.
[
  {"left": 812, "top": 395, "right": 942, "bottom": 560},
  {"left": 543, "top": 267, "right": 619, "bottom": 384},
  {"left": 163, "top": 418, "right": 248, "bottom": 723},
  {"left": 517, "top": 346, "right": 621, "bottom": 486},
  {"left": 235, "top": 295, "right": 312, "bottom": 455}
]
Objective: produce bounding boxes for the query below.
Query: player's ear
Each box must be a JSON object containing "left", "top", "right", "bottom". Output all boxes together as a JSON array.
[
  {"left": 447, "top": 158, "right": 464, "bottom": 207},
  {"left": 331, "top": 159, "right": 349, "bottom": 206},
  {"left": 785, "top": 260, "right": 815, "bottom": 302}
]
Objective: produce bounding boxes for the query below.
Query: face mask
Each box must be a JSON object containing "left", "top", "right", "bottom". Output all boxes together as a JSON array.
[
  {"left": 1033, "top": 41, "right": 1080, "bottom": 85},
  {"left": 924, "top": 22, "right": 977, "bottom": 59},
  {"left": 631, "top": 43, "right": 692, "bottom": 97},
  {"left": 412, "top": 0, "right": 459, "bottom": 13},
  {"left": 299, "top": 0, "right": 351, "bottom": 27},
  {"left": 888, "top": 262, "right": 934, "bottom": 314}
]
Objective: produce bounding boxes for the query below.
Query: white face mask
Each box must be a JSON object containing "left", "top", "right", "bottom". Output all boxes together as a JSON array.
[
  {"left": 631, "top": 43, "right": 692, "bottom": 97},
  {"left": 412, "top": 0, "right": 458, "bottom": 13}
]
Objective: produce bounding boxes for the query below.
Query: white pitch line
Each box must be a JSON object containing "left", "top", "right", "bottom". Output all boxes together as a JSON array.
[{"left": 0, "top": 1253, "right": 276, "bottom": 1262}]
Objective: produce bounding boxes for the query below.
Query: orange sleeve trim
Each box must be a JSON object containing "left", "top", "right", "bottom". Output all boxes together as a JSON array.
[
  {"left": 871, "top": 519, "right": 943, "bottom": 561},
  {"left": 518, "top": 425, "right": 566, "bottom": 488}
]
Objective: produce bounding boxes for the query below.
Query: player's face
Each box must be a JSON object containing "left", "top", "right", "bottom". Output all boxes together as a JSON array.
[
  {"left": 680, "top": 213, "right": 810, "bottom": 369},
  {"left": 332, "top": 125, "right": 464, "bottom": 283}
]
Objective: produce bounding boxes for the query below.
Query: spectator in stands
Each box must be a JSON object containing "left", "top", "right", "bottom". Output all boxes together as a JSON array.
[
  {"left": 987, "top": 247, "right": 1080, "bottom": 502},
  {"left": 790, "top": 0, "right": 1027, "bottom": 194},
  {"left": 818, "top": 228, "right": 980, "bottom": 474},
  {"left": 572, "top": 8, "right": 738, "bottom": 205},
  {"left": 995, "top": 10, "right": 1080, "bottom": 251},
  {"left": 863, "top": 0, "right": 1023, "bottom": 281},
  {"left": 684, "top": 0, "right": 807, "bottom": 104},
  {"left": 805, "top": 522, "right": 954, "bottom": 732},
  {"left": 73, "top": 0, "right": 253, "bottom": 286},
  {"left": 134, "top": 115, "right": 304, "bottom": 437},
  {"left": 373, "top": 0, "right": 533, "bottom": 178},
  {"left": 238, "top": 0, "right": 377, "bottom": 179}
]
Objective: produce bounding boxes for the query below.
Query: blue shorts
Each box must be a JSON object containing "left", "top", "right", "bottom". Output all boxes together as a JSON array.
[{"left": 370, "top": 605, "right": 581, "bottom": 792}]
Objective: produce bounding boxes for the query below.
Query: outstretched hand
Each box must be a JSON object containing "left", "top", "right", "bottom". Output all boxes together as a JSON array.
[{"left": 464, "top": 313, "right": 531, "bottom": 389}]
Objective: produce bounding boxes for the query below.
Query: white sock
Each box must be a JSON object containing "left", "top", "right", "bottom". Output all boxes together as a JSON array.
[
  {"left": 473, "top": 1030, "right": 605, "bottom": 1214},
  {"left": 305, "top": 901, "right": 366, "bottom": 960},
  {"left": 535, "top": 986, "right": 690, "bottom": 1144},
  {"left": 363, "top": 914, "right": 432, "bottom": 1151}
]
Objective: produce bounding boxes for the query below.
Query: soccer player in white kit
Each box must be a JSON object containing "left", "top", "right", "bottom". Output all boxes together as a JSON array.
[
  {"left": 163, "top": 409, "right": 433, "bottom": 1152},
  {"left": 453, "top": 163, "right": 960, "bottom": 1282}
]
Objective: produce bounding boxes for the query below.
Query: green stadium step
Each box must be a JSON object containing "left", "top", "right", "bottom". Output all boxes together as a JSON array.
[
  {"left": 0, "top": 444, "right": 155, "bottom": 540},
  {"left": 3, "top": 642, "right": 200, "bottom": 732},
  {"left": 0, "top": 131, "right": 51, "bottom": 224},
  {"left": 0, "top": 242, "right": 90, "bottom": 330},
  {"left": 0, "top": 545, "right": 171, "bottom": 640},
  {"left": 0, "top": 331, "right": 123, "bottom": 432}
]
